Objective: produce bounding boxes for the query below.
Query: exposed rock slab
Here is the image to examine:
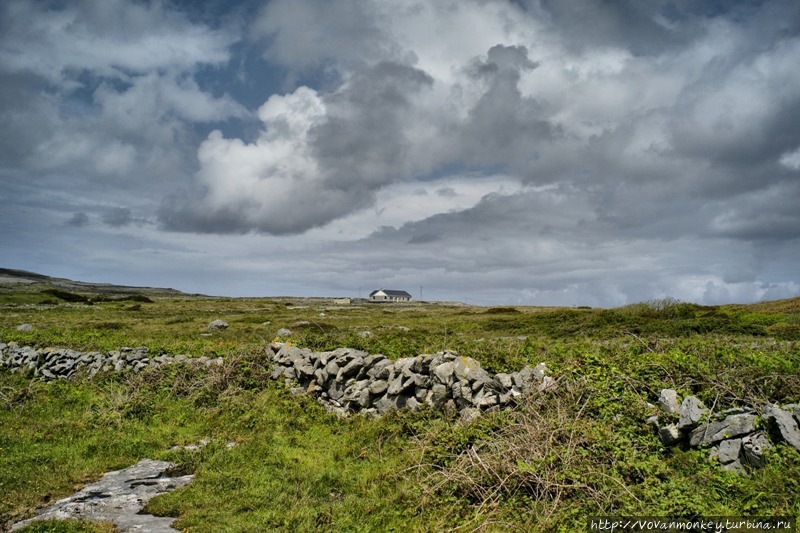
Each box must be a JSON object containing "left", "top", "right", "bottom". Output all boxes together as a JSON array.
[
  {"left": 689, "top": 414, "right": 757, "bottom": 446},
  {"left": 12, "top": 459, "right": 192, "bottom": 532}
]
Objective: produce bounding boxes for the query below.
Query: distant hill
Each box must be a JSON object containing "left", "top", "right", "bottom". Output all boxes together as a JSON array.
[
  {"left": 0, "top": 268, "right": 196, "bottom": 300},
  {"left": 726, "top": 296, "right": 800, "bottom": 314}
]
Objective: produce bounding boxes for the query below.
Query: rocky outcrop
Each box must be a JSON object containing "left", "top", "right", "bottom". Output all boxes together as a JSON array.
[
  {"left": 649, "top": 388, "right": 800, "bottom": 474},
  {"left": 11, "top": 459, "right": 193, "bottom": 532},
  {"left": 267, "top": 342, "right": 555, "bottom": 417},
  {"left": 0, "top": 342, "right": 223, "bottom": 381}
]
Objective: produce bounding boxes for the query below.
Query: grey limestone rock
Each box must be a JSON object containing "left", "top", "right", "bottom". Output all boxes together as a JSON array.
[
  {"left": 433, "top": 361, "right": 456, "bottom": 385},
  {"left": 11, "top": 459, "right": 192, "bottom": 532},
  {"left": 387, "top": 375, "right": 414, "bottom": 396},
  {"left": 689, "top": 414, "right": 757, "bottom": 446},
  {"left": 678, "top": 396, "right": 707, "bottom": 429},
  {"left": 16, "top": 323, "right": 34, "bottom": 331},
  {"left": 658, "top": 424, "right": 681, "bottom": 446},
  {"left": 717, "top": 438, "right": 743, "bottom": 464},
  {"left": 721, "top": 459, "right": 746, "bottom": 475},
  {"left": 494, "top": 373, "right": 513, "bottom": 389},
  {"left": 208, "top": 319, "right": 229, "bottom": 330},
  {"left": 741, "top": 432, "right": 772, "bottom": 468},
  {"left": 763, "top": 404, "right": 800, "bottom": 453},
  {"left": 338, "top": 356, "right": 365, "bottom": 379},
  {"left": 658, "top": 389, "right": 681, "bottom": 415},
  {"left": 454, "top": 356, "right": 488, "bottom": 382},
  {"left": 375, "top": 394, "right": 407, "bottom": 414},
  {"left": 367, "top": 359, "right": 392, "bottom": 380},
  {"left": 538, "top": 375, "right": 558, "bottom": 392},
  {"left": 429, "top": 384, "right": 449, "bottom": 408},
  {"left": 276, "top": 328, "right": 292, "bottom": 337},
  {"left": 459, "top": 407, "right": 481, "bottom": 423},
  {"left": 368, "top": 379, "right": 389, "bottom": 395}
]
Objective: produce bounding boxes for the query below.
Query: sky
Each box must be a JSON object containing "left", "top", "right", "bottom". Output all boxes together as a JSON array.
[{"left": 1, "top": 0, "right": 799, "bottom": 307}]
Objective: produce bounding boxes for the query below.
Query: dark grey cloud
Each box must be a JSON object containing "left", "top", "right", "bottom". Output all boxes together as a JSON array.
[
  {"left": 66, "top": 212, "right": 89, "bottom": 227},
  {"left": 252, "top": 0, "right": 396, "bottom": 71},
  {"left": 310, "top": 61, "right": 435, "bottom": 190},
  {"left": 103, "top": 208, "right": 133, "bottom": 228},
  {"left": 531, "top": 0, "right": 689, "bottom": 55},
  {"left": 459, "top": 45, "right": 557, "bottom": 174}
]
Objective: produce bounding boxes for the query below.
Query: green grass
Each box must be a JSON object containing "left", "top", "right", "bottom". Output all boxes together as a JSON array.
[{"left": 2, "top": 285, "right": 800, "bottom": 530}]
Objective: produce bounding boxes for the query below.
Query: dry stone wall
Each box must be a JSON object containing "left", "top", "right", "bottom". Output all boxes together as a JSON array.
[
  {"left": 0, "top": 341, "right": 223, "bottom": 380},
  {"left": 267, "top": 342, "right": 556, "bottom": 417}
]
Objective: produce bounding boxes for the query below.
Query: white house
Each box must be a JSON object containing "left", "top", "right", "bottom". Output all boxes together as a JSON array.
[{"left": 369, "top": 289, "right": 412, "bottom": 302}]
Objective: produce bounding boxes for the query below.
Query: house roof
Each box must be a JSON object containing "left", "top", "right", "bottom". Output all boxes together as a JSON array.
[{"left": 369, "top": 289, "right": 412, "bottom": 298}]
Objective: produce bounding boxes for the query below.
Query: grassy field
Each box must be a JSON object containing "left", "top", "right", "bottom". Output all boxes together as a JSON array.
[{"left": 2, "top": 276, "right": 800, "bottom": 531}]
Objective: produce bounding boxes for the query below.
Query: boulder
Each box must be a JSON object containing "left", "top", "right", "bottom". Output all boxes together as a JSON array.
[
  {"left": 208, "top": 320, "right": 229, "bottom": 330},
  {"left": 276, "top": 328, "right": 292, "bottom": 337},
  {"left": 414, "top": 386, "right": 429, "bottom": 403},
  {"left": 16, "top": 324, "right": 34, "bottom": 332}
]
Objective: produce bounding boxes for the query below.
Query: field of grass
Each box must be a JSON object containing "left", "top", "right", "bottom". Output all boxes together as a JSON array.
[{"left": 2, "top": 277, "right": 800, "bottom": 531}]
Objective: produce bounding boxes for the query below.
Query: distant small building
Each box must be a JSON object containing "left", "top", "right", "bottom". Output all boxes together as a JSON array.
[{"left": 369, "top": 288, "right": 412, "bottom": 302}]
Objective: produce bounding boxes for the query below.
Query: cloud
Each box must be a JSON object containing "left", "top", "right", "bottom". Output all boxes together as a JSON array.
[
  {"left": 3, "top": 0, "right": 800, "bottom": 307},
  {"left": 253, "top": 0, "right": 396, "bottom": 71},
  {"left": 0, "top": 0, "right": 246, "bottom": 216},
  {"left": 66, "top": 212, "right": 89, "bottom": 227},
  {"left": 160, "top": 0, "right": 800, "bottom": 253},
  {"left": 103, "top": 208, "right": 133, "bottom": 228},
  {"left": 779, "top": 147, "right": 800, "bottom": 170},
  {"left": 160, "top": 86, "right": 352, "bottom": 234},
  {"left": 0, "top": 0, "right": 233, "bottom": 82}
]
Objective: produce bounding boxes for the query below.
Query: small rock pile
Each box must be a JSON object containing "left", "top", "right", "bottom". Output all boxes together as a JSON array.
[
  {"left": 268, "top": 342, "right": 555, "bottom": 417},
  {"left": 649, "top": 388, "right": 800, "bottom": 473},
  {"left": 0, "top": 342, "right": 223, "bottom": 381}
]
